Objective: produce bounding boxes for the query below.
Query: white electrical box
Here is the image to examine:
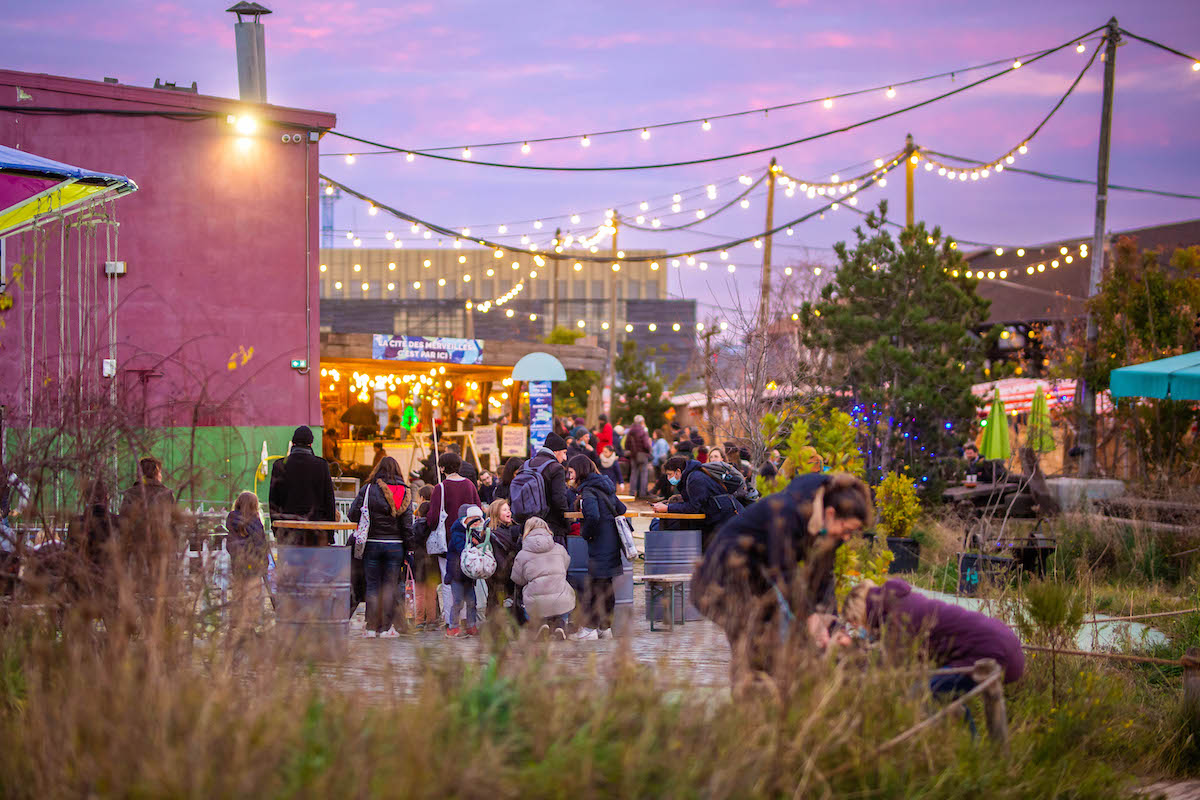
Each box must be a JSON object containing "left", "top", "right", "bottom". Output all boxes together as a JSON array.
[
  {"left": 104, "top": 261, "right": 126, "bottom": 276},
  {"left": 101, "top": 358, "right": 117, "bottom": 378}
]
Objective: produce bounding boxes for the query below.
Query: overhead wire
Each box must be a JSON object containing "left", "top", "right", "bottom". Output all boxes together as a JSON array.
[{"left": 322, "top": 23, "right": 1106, "bottom": 172}]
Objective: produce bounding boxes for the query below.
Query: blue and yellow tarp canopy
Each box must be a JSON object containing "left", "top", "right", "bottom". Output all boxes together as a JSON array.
[
  {"left": 1110, "top": 351, "right": 1200, "bottom": 402},
  {"left": 0, "top": 145, "right": 137, "bottom": 238}
]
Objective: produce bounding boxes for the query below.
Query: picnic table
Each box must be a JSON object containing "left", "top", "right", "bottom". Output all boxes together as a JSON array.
[
  {"left": 942, "top": 481, "right": 1020, "bottom": 504},
  {"left": 633, "top": 573, "right": 693, "bottom": 631},
  {"left": 268, "top": 519, "right": 358, "bottom": 546}
]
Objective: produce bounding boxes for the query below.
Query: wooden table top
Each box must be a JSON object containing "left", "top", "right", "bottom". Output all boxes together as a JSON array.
[
  {"left": 633, "top": 573, "right": 694, "bottom": 583},
  {"left": 564, "top": 511, "right": 705, "bottom": 520},
  {"left": 268, "top": 519, "right": 358, "bottom": 530},
  {"left": 942, "top": 482, "right": 1020, "bottom": 501}
]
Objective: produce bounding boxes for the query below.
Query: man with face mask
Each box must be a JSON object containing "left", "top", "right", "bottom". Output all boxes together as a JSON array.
[{"left": 652, "top": 455, "right": 741, "bottom": 552}]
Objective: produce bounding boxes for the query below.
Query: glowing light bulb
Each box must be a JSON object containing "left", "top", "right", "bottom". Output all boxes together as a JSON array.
[
  {"left": 1012, "top": 59, "right": 1022, "bottom": 69},
  {"left": 1018, "top": 144, "right": 1028, "bottom": 154},
  {"left": 462, "top": 147, "right": 471, "bottom": 159},
  {"left": 671, "top": 203, "right": 681, "bottom": 213},
  {"left": 573, "top": 262, "right": 582, "bottom": 272},
  {"left": 521, "top": 141, "right": 531, "bottom": 154},
  {"left": 727, "top": 264, "right": 735, "bottom": 273},
  {"left": 995, "top": 248, "right": 1004, "bottom": 256},
  {"left": 405, "top": 151, "right": 415, "bottom": 162},
  {"left": 635, "top": 215, "right": 645, "bottom": 224},
  {"left": 640, "top": 128, "right": 651, "bottom": 140},
  {"left": 740, "top": 199, "right": 750, "bottom": 209},
  {"left": 334, "top": 281, "right": 343, "bottom": 289},
  {"left": 530, "top": 313, "right": 538, "bottom": 321},
  {"left": 345, "top": 154, "right": 356, "bottom": 164},
  {"left": 1077, "top": 42, "right": 1086, "bottom": 53},
  {"left": 874, "top": 158, "right": 884, "bottom": 168},
  {"left": 353, "top": 238, "right": 362, "bottom": 247},
  {"left": 652, "top": 219, "right": 661, "bottom": 228},
  {"left": 938, "top": 167, "right": 947, "bottom": 176},
  {"left": 886, "top": 86, "right": 896, "bottom": 98},
  {"left": 701, "top": 119, "right": 711, "bottom": 131},
  {"left": 463, "top": 274, "right": 471, "bottom": 282},
  {"left": 438, "top": 278, "right": 446, "bottom": 286},
  {"left": 823, "top": 98, "right": 833, "bottom": 109},
  {"left": 534, "top": 220, "right": 543, "bottom": 229},
  {"left": 696, "top": 322, "right": 704, "bottom": 331},
  {"left": 570, "top": 213, "right": 581, "bottom": 224},
  {"left": 577, "top": 319, "right": 586, "bottom": 328},
  {"left": 648, "top": 323, "right": 657, "bottom": 332},
  {"left": 580, "top": 135, "right": 590, "bottom": 147},
  {"left": 498, "top": 224, "right": 508, "bottom": 234},
  {"left": 686, "top": 256, "right": 696, "bottom": 266},
  {"left": 368, "top": 204, "right": 378, "bottom": 216}
]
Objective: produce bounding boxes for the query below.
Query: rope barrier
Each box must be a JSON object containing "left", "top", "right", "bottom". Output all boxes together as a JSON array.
[
  {"left": 1078, "top": 607, "right": 1200, "bottom": 626},
  {"left": 1022, "top": 644, "right": 1181, "bottom": 667}
]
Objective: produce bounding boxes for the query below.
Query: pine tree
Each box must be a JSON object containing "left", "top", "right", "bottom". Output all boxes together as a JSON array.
[
  {"left": 612, "top": 340, "right": 677, "bottom": 429},
  {"left": 801, "top": 201, "right": 997, "bottom": 488}
]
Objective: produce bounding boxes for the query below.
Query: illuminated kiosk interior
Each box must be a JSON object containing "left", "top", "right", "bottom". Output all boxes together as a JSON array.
[{"left": 319, "top": 332, "right": 604, "bottom": 474}]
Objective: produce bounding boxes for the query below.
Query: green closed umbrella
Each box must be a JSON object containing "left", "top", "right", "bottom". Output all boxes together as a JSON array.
[
  {"left": 980, "top": 389, "right": 1011, "bottom": 461},
  {"left": 1026, "top": 385, "right": 1056, "bottom": 454}
]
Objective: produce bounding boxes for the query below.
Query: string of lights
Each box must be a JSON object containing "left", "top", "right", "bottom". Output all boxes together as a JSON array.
[
  {"left": 322, "top": 23, "right": 1105, "bottom": 172},
  {"left": 919, "top": 150, "right": 1200, "bottom": 202},
  {"left": 319, "top": 162, "right": 897, "bottom": 265},
  {"left": 917, "top": 37, "right": 1102, "bottom": 182},
  {"left": 321, "top": 31, "right": 1104, "bottom": 163}
]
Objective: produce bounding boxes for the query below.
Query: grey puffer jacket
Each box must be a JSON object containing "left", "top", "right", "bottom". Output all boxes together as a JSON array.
[{"left": 511, "top": 517, "right": 575, "bottom": 619}]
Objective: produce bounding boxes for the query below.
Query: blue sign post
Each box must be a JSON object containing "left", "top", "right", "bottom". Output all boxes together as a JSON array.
[{"left": 528, "top": 380, "right": 553, "bottom": 455}]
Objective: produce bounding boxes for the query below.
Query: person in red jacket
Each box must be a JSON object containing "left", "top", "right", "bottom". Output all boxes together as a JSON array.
[{"left": 596, "top": 414, "right": 614, "bottom": 451}]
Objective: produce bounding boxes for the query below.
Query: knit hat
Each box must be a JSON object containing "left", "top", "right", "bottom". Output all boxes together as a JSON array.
[
  {"left": 292, "top": 425, "right": 314, "bottom": 446},
  {"left": 543, "top": 432, "right": 568, "bottom": 452},
  {"left": 463, "top": 505, "right": 484, "bottom": 522}
]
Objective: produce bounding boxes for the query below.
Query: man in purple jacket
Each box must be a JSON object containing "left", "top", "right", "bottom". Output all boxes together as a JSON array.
[{"left": 841, "top": 578, "right": 1025, "bottom": 695}]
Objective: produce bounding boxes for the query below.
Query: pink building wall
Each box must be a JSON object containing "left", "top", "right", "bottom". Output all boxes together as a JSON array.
[{"left": 0, "top": 70, "right": 335, "bottom": 436}]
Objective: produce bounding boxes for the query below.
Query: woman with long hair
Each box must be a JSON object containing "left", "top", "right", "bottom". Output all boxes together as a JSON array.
[
  {"left": 492, "top": 457, "right": 524, "bottom": 503},
  {"left": 225, "top": 491, "right": 269, "bottom": 628},
  {"left": 349, "top": 456, "right": 414, "bottom": 638},
  {"left": 567, "top": 454, "right": 626, "bottom": 641},
  {"left": 485, "top": 498, "right": 522, "bottom": 617}
]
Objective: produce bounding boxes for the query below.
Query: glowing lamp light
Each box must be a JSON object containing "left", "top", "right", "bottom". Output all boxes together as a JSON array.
[
  {"left": 345, "top": 154, "right": 356, "bottom": 164},
  {"left": 701, "top": 119, "right": 711, "bottom": 131},
  {"left": 625, "top": 323, "right": 634, "bottom": 332},
  {"left": 462, "top": 147, "right": 472, "bottom": 159},
  {"left": 640, "top": 128, "right": 651, "bottom": 140},
  {"left": 521, "top": 142, "right": 531, "bottom": 154},
  {"left": 822, "top": 98, "right": 833, "bottom": 109},
  {"left": 886, "top": 86, "right": 896, "bottom": 99},
  {"left": 648, "top": 323, "right": 657, "bottom": 332},
  {"left": 580, "top": 135, "right": 591, "bottom": 147},
  {"left": 577, "top": 319, "right": 586, "bottom": 328},
  {"left": 1012, "top": 59, "right": 1022, "bottom": 69}
]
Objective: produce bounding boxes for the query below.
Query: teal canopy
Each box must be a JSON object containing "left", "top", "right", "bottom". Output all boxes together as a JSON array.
[{"left": 1109, "top": 351, "right": 1200, "bottom": 402}]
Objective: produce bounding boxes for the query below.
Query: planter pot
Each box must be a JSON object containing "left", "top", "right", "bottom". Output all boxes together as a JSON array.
[
  {"left": 886, "top": 537, "right": 920, "bottom": 573},
  {"left": 957, "top": 552, "right": 1016, "bottom": 595}
]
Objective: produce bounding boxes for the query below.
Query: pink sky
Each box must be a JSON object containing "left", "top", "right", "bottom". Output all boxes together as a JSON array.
[{"left": 4, "top": 0, "right": 1199, "bottom": 316}]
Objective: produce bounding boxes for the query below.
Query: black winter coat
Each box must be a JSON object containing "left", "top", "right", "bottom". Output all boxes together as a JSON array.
[
  {"left": 348, "top": 477, "right": 414, "bottom": 542},
  {"left": 691, "top": 472, "right": 842, "bottom": 634},
  {"left": 514, "top": 449, "right": 571, "bottom": 543},
  {"left": 667, "top": 459, "right": 742, "bottom": 543},
  {"left": 269, "top": 445, "right": 336, "bottom": 521},
  {"left": 578, "top": 473, "right": 627, "bottom": 578}
]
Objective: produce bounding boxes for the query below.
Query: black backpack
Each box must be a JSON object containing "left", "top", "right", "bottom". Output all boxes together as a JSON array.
[
  {"left": 509, "top": 459, "right": 554, "bottom": 519},
  {"left": 699, "top": 461, "right": 745, "bottom": 495}
]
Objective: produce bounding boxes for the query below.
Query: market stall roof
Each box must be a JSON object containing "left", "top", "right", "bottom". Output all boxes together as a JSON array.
[
  {"left": 0, "top": 145, "right": 137, "bottom": 238},
  {"left": 1110, "top": 351, "right": 1200, "bottom": 402},
  {"left": 512, "top": 352, "right": 566, "bottom": 382}
]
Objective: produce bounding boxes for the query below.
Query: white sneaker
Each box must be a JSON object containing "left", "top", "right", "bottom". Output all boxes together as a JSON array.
[
  {"left": 599, "top": 628, "right": 613, "bottom": 639},
  {"left": 554, "top": 627, "right": 567, "bottom": 640},
  {"left": 362, "top": 629, "right": 378, "bottom": 639},
  {"left": 536, "top": 624, "right": 550, "bottom": 640},
  {"left": 379, "top": 628, "right": 400, "bottom": 639},
  {"left": 570, "top": 627, "right": 599, "bottom": 641}
]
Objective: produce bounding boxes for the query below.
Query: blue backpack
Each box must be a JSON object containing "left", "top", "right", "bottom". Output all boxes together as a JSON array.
[{"left": 509, "top": 459, "right": 554, "bottom": 519}]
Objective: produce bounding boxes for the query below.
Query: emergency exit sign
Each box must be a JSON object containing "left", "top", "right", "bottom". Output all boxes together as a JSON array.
[{"left": 290, "top": 359, "right": 308, "bottom": 370}]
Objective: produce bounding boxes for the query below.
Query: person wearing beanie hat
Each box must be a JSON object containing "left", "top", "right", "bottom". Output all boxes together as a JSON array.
[
  {"left": 512, "top": 430, "right": 572, "bottom": 547},
  {"left": 268, "top": 424, "right": 336, "bottom": 544},
  {"left": 444, "top": 503, "right": 486, "bottom": 637}
]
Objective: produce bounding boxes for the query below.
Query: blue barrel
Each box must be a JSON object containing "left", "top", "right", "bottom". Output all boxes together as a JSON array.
[
  {"left": 612, "top": 555, "right": 634, "bottom": 637},
  {"left": 275, "top": 545, "right": 352, "bottom": 659},
  {"left": 958, "top": 552, "right": 1015, "bottom": 595},
  {"left": 644, "top": 529, "right": 702, "bottom": 622},
  {"left": 566, "top": 536, "right": 589, "bottom": 623}
]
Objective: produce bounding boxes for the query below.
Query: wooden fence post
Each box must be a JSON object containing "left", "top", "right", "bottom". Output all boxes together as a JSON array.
[
  {"left": 972, "top": 658, "right": 1010, "bottom": 756},
  {"left": 1182, "top": 647, "right": 1200, "bottom": 730}
]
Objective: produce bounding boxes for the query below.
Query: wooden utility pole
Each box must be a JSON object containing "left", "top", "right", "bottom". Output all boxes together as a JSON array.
[
  {"left": 1080, "top": 18, "right": 1120, "bottom": 478},
  {"left": 904, "top": 133, "right": 916, "bottom": 227},
  {"left": 605, "top": 217, "right": 620, "bottom": 416},
  {"left": 465, "top": 300, "right": 475, "bottom": 339},
  {"left": 551, "top": 227, "right": 562, "bottom": 331},
  {"left": 700, "top": 324, "right": 719, "bottom": 445},
  {"left": 757, "top": 158, "right": 778, "bottom": 332}
]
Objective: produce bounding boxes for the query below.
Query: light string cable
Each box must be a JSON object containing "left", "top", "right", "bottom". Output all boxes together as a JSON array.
[
  {"left": 320, "top": 160, "right": 903, "bottom": 264},
  {"left": 919, "top": 151, "right": 1200, "bottom": 201},
  {"left": 620, "top": 168, "right": 771, "bottom": 232},
  {"left": 328, "top": 40, "right": 1091, "bottom": 156},
  {"left": 1117, "top": 27, "right": 1200, "bottom": 67},
  {"left": 918, "top": 34, "right": 1103, "bottom": 178},
  {"left": 323, "top": 24, "right": 1106, "bottom": 172}
]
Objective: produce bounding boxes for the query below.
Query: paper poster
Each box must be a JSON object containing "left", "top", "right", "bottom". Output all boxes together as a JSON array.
[
  {"left": 501, "top": 425, "right": 527, "bottom": 457},
  {"left": 474, "top": 425, "right": 499, "bottom": 462}
]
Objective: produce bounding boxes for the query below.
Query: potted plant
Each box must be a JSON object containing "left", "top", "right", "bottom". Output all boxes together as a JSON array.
[{"left": 876, "top": 471, "right": 922, "bottom": 573}]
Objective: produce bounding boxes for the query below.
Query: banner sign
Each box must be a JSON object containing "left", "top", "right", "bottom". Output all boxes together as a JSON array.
[
  {"left": 501, "top": 426, "right": 527, "bottom": 457},
  {"left": 528, "top": 380, "right": 554, "bottom": 455},
  {"left": 474, "top": 425, "right": 498, "bottom": 461},
  {"left": 371, "top": 334, "right": 483, "bottom": 364}
]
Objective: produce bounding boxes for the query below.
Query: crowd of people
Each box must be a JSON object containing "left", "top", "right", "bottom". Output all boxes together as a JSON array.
[{"left": 16, "top": 414, "right": 1023, "bottom": 708}]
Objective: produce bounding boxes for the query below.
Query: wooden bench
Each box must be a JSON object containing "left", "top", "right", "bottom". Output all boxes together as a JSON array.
[{"left": 633, "top": 573, "right": 693, "bottom": 631}]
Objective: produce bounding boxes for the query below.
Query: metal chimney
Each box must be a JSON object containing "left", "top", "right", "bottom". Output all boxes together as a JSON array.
[{"left": 226, "top": 2, "right": 271, "bottom": 103}]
